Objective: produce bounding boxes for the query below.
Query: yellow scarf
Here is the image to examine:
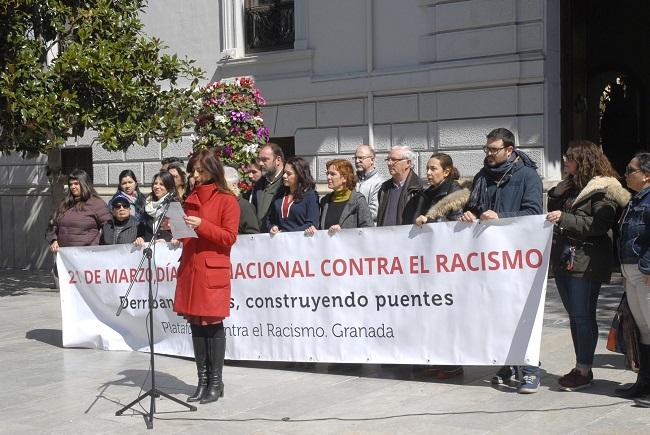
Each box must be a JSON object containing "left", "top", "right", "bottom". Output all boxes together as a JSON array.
[{"left": 331, "top": 189, "right": 351, "bottom": 203}]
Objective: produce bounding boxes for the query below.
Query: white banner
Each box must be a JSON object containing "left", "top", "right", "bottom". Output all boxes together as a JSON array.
[{"left": 58, "top": 215, "right": 553, "bottom": 365}]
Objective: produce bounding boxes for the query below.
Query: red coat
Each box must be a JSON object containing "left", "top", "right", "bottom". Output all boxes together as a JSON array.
[{"left": 173, "top": 183, "right": 240, "bottom": 319}]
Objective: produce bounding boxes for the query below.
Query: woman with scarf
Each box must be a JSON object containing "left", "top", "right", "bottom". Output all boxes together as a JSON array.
[
  {"left": 305, "top": 159, "right": 372, "bottom": 235},
  {"left": 413, "top": 153, "right": 469, "bottom": 379},
  {"left": 116, "top": 170, "right": 148, "bottom": 225},
  {"left": 174, "top": 148, "right": 239, "bottom": 404},
  {"left": 546, "top": 140, "right": 629, "bottom": 391},
  {"left": 145, "top": 171, "right": 179, "bottom": 243}
]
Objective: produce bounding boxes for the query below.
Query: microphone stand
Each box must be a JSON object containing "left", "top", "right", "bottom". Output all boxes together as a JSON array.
[{"left": 115, "top": 196, "right": 196, "bottom": 428}]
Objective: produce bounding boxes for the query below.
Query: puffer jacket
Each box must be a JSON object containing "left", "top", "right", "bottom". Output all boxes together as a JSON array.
[
  {"left": 619, "top": 186, "right": 650, "bottom": 273},
  {"left": 418, "top": 179, "right": 471, "bottom": 223},
  {"left": 549, "top": 176, "right": 630, "bottom": 282}
]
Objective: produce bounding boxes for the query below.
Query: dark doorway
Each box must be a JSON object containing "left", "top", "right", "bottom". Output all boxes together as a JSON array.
[
  {"left": 270, "top": 136, "right": 295, "bottom": 159},
  {"left": 561, "top": 0, "right": 648, "bottom": 174},
  {"left": 61, "top": 148, "right": 93, "bottom": 181}
]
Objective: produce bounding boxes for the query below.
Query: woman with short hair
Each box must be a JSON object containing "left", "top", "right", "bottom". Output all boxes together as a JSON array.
[
  {"left": 100, "top": 192, "right": 147, "bottom": 246},
  {"left": 305, "top": 158, "right": 372, "bottom": 235}
]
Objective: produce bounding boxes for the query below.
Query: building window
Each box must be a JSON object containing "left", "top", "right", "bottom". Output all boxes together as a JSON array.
[
  {"left": 245, "top": 0, "right": 294, "bottom": 53},
  {"left": 271, "top": 136, "right": 295, "bottom": 159},
  {"left": 61, "top": 148, "right": 93, "bottom": 181}
]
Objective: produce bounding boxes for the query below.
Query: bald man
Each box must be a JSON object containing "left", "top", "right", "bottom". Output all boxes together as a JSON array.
[{"left": 354, "top": 144, "right": 386, "bottom": 225}]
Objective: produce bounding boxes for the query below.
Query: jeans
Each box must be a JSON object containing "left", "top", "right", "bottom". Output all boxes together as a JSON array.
[
  {"left": 555, "top": 272, "right": 602, "bottom": 367},
  {"left": 622, "top": 264, "right": 650, "bottom": 345}
]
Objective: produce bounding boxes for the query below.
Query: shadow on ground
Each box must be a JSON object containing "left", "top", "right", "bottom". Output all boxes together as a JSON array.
[
  {"left": 26, "top": 328, "right": 63, "bottom": 347},
  {"left": 0, "top": 269, "right": 55, "bottom": 297}
]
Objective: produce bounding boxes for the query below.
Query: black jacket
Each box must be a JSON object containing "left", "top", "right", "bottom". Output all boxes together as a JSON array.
[
  {"left": 100, "top": 216, "right": 148, "bottom": 245},
  {"left": 376, "top": 170, "right": 423, "bottom": 226}
]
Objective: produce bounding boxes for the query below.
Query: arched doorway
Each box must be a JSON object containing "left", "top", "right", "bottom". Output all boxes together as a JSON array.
[
  {"left": 589, "top": 72, "right": 642, "bottom": 174},
  {"left": 561, "top": 0, "right": 649, "bottom": 168}
]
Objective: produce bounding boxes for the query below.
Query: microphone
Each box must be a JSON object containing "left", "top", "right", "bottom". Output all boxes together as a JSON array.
[{"left": 155, "top": 192, "right": 174, "bottom": 209}]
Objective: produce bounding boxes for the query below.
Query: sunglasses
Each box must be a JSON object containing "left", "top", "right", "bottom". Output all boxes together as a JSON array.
[{"left": 112, "top": 203, "right": 130, "bottom": 210}]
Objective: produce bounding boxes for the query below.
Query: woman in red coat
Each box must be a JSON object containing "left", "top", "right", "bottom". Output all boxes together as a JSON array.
[{"left": 173, "top": 148, "right": 240, "bottom": 404}]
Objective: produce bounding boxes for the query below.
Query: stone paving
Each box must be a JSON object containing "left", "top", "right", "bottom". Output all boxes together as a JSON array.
[{"left": 0, "top": 269, "right": 649, "bottom": 434}]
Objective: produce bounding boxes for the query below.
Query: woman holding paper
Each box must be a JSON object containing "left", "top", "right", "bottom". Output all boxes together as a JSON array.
[
  {"left": 546, "top": 140, "right": 628, "bottom": 391},
  {"left": 173, "top": 148, "right": 240, "bottom": 404}
]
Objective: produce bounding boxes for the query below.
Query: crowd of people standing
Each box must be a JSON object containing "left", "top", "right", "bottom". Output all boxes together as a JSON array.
[{"left": 46, "top": 127, "right": 650, "bottom": 406}]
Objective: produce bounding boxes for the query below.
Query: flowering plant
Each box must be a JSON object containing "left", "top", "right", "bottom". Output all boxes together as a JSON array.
[{"left": 192, "top": 77, "right": 270, "bottom": 191}]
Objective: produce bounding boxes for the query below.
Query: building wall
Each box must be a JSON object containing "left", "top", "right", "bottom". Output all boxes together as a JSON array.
[
  {"left": 2, "top": 0, "right": 561, "bottom": 269},
  {"left": 215, "top": 0, "right": 561, "bottom": 184}
]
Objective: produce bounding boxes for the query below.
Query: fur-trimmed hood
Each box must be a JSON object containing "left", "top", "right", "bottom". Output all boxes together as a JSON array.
[
  {"left": 573, "top": 176, "right": 630, "bottom": 207},
  {"left": 425, "top": 180, "right": 472, "bottom": 221}
]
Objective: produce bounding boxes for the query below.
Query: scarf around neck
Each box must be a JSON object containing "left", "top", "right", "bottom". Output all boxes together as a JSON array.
[
  {"left": 467, "top": 149, "right": 537, "bottom": 215},
  {"left": 331, "top": 189, "right": 352, "bottom": 203}
]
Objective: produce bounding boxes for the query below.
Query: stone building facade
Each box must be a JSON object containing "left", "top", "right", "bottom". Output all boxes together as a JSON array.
[{"left": 1, "top": 0, "right": 563, "bottom": 269}]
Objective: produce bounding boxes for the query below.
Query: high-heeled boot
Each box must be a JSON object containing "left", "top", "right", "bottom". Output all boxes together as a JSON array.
[
  {"left": 200, "top": 336, "right": 226, "bottom": 404},
  {"left": 187, "top": 337, "right": 208, "bottom": 402},
  {"left": 615, "top": 344, "right": 650, "bottom": 399}
]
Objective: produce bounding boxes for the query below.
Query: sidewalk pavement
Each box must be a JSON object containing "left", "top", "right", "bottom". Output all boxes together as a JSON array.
[{"left": 0, "top": 269, "right": 648, "bottom": 434}]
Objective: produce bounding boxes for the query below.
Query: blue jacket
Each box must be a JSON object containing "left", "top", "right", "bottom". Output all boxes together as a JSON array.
[
  {"left": 619, "top": 186, "right": 650, "bottom": 273},
  {"left": 267, "top": 189, "right": 320, "bottom": 232},
  {"left": 468, "top": 159, "right": 543, "bottom": 217}
]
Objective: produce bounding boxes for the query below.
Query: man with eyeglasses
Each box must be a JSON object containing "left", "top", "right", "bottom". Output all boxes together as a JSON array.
[
  {"left": 376, "top": 145, "right": 423, "bottom": 226},
  {"left": 355, "top": 144, "right": 386, "bottom": 225},
  {"left": 460, "top": 127, "right": 543, "bottom": 394}
]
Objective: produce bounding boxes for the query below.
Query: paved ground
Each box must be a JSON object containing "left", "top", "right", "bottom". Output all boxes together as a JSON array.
[{"left": 1, "top": 269, "right": 649, "bottom": 434}]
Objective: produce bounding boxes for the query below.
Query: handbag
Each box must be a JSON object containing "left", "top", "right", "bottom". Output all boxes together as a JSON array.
[{"left": 606, "top": 292, "right": 641, "bottom": 371}]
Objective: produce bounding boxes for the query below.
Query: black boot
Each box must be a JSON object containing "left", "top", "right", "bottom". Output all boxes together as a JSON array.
[
  {"left": 187, "top": 337, "right": 208, "bottom": 402},
  {"left": 200, "top": 337, "right": 226, "bottom": 404},
  {"left": 615, "top": 344, "right": 650, "bottom": 399}
]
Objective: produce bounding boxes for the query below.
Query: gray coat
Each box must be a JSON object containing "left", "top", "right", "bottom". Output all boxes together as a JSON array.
[
  {"left": 319, "top": 191, "right": 373, "bottom": 229},
  {"left": 356, "top": 169, "right": 386, "bottom": 225}
]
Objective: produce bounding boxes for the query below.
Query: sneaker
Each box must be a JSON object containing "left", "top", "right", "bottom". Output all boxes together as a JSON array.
[
  {"left": 558, "top": 369, "right": 593, "bottom": 391},
  {"left": 634, "top": 396, "right": 650, "bottom": 407},
  {"left": 491, "top": 366, "right": 518, "bottom": 385},
  {"left": 518, "top": 374, "right": 540, "bottom": 394}
]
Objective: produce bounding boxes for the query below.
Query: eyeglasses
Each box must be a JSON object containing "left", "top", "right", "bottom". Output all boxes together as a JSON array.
[
  {"left": 112, "top": 203, "right": 130, "bottom": 210},
  {"left": 355, "top": 155, "right": 372, "bottom": 161},
  {"left": 625, "top": 166, "right": 642, "bottom": 176},
  {"left": 385, "top": 157, "right": 407, "bottom": 164},
  {"left": 483, "top": 146, "right": 506, "bottom": 155}
]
